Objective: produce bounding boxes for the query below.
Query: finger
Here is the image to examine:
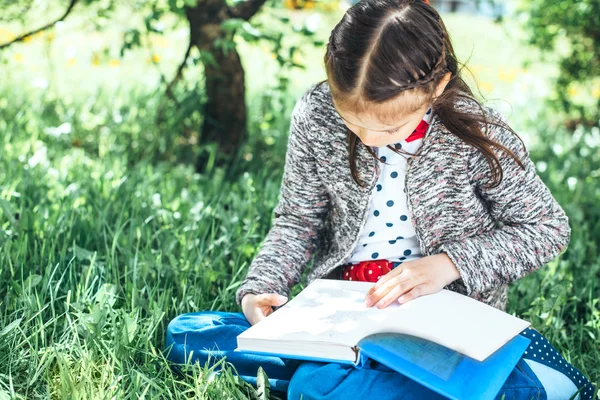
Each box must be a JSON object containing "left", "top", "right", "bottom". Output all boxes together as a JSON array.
[
  {"left": 263, "top": 305, "right": 274, "bottom": 317},
  {"left": 367, "top": 273, "right": 417, "bottom": 307},
  {"left": 365, "top": 280, "right": 396, "bottom": 308},
  {"left": 257, "top": 293, "right": 288, "bottom": 306},
  {"left": 373, "top": 284, "right": 406, "bottom": 309},
  {"left": 368, "top": 272, "right": 406, "bottom": 302},
  {"left": 366, "top": 265, "right": 404, "bottom": 296},
  {"left": 397, "top": 283, "right": 430, "bottom": 304}
]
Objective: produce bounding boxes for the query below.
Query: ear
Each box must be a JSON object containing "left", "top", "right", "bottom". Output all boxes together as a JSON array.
[{"left": 435, "top": 71, "right": 452, "bottom": 97}]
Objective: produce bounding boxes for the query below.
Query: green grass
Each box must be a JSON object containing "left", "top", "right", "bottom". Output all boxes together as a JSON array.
[
  {"left": 0, "top": 86, "right": 290, "bottom": 398},
  {"left": 0, "top": 4, "right": 599, "bottom": 399}
]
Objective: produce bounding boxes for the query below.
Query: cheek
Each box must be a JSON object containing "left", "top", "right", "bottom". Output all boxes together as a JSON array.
[
  {"left": 399, "top": 121, "right": 420, "bottom": 138},
  {"left": 344, "top": 123, "right": 362, "bottom": 137}
]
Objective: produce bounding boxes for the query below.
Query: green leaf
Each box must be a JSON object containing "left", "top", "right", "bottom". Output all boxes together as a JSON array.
[
  {"left": 199, "top": 50, "right": 219, "bottom": 69},
  {"left": 121, "top": 309, "right": 139, "bottom": 344},
  {"left": 74, "top": 244, "right": 96, "bottom": 261},
  {"left": 221, "top": 18, "right": 246, "bottom": 32},
  {"left": 0, "top": 198, "right": 17, "bottom": 225},
  {"left": 95, "top": 283, "right": 118, "bottom": 308},
  {"left": 256, "top": 366, "right": 270, "bottom": 400},
  {"left": 23, "top": 274, "right": 42, "bottom": 289},
  {"left": 0, "top": 318, "right": 22, "bottom": 336},
  {"left": 0, "top": 388, "right": 11, "bottom": 400}
]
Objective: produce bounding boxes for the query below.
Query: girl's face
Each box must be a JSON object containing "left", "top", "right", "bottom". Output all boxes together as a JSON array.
[
  {"left": 334, "top": 101, "right": 431, "bottom": 148},
  {"left": 332, "top": 72, "right": 452, "bottom": 147}
]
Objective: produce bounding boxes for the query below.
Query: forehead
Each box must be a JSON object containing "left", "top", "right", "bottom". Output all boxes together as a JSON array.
[{"left": 333, "top": 90, "right": 428, "bottom": 129}]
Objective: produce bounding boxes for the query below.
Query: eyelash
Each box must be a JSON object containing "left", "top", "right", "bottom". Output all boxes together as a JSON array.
[{"left": 386, "top": 129, "right": 400, "bottom": 135}]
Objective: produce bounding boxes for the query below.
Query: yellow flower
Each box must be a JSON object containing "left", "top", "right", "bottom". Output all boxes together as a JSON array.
[
  {"left": 23, "top": 35, "right": 32, "bottom": 43},
  {"left": 479, "top": 81, "right": 494, "bottom": 93},
  {"left": 67, "top": 57, "right": 76, "bottom": 66},
  {"left": 568, "top": 86, "right": 579, "bottom": 97},
  {"left": 45, "top": 31, "right": 55, "bottom": 43},
  {"left": 13, "top": 53, "right": 23, "bottom": 62},
  {"left": 592, "top": 87, "right": 600, "bottom": 99},
  {"left": 293, "top": 52, "right": 304, "bottom": 64},
  {"left": 152, "top": 36, "right": 170, "bottom": 48},
  {"left": 469, "top": 64, "right": 486, "bottom": 74},
  {"left": 0, "top": 28, "right": 15, "bottom": 41},
  {"left": 498, "top": 68, "right": 518, "bottom": 83},
  {"left": 91, "top": 54, "right": 101, "bottom": 66},
  {"left": 152, "top": 53, "right": 161, "bottom": 63},
  {"left": 109, "top": 59, "right": 120, "bottom": 67}
]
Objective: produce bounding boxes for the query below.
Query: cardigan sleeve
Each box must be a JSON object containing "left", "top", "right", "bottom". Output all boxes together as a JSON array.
[
  {"left": 438, "top": 109, "right": 571, "bottom": 297},
  {"left": 235, "top": 92, "right": 330, "bottom": 306}
]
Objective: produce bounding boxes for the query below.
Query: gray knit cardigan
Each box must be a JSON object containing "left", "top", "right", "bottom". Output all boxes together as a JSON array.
[{"left": 235, "top": 81, "right": 571, "bottom": 312}]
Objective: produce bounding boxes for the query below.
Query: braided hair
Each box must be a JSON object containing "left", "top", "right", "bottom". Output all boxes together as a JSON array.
[{"left": 314, "top": 0, "right": 525, "bottom": 189}]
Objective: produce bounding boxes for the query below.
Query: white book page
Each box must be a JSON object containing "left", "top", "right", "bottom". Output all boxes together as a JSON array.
[{"left": 237, "top": 279, "right": 530, "bottom": 361}]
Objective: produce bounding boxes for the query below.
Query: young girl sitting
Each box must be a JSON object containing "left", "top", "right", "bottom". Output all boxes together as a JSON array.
[{"left": 165, "top": 0, "right": 595, "bottom": 398}]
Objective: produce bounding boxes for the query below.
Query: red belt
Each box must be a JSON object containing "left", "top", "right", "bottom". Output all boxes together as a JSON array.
[{"left": 341, "top": 259, "right": 394, "bottom": 282}]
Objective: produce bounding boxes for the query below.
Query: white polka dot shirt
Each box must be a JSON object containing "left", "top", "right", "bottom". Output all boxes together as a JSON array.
[{"left": 342, "top": 105, "right": 434, "bottom": 265}]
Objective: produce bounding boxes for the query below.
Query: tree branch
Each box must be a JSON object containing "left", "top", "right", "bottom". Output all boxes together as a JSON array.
[
  {"left": 229, "top": 0, "right": 268, "bottom": 21},
  {"left": 155, "top": 35, "right": 194, "bottom": 126},
  {"left": 165, "top": 38, "right": 193, "bottom": 101},
  {"left": 0, "top": 0, "right": 78, "bottom": 50}
]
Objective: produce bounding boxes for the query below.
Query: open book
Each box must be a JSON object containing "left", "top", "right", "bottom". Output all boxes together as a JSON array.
[{"left": 235, "top": 278, "right": 532, "bottom": 400}]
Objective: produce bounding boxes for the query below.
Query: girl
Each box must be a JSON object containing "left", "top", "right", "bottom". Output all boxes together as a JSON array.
[{"left": 165, "top": 0, "right": 596, "bottom": 398}]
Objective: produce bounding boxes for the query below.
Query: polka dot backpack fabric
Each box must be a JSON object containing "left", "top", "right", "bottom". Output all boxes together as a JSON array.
[{"left": 519, "top": 327, "right": 595, "bottom": 399}]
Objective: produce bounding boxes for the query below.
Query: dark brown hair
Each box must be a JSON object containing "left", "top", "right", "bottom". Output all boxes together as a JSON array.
[{"left": 313, "top": 0, "right": 525, "bottom": 189}]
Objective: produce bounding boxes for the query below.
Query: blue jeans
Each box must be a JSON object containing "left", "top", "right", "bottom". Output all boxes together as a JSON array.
[{"left": 165, "top": 311, "right": 594, "bottom": 400}]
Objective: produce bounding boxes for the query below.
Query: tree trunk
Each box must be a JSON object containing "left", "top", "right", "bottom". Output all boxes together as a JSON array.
[
  {"left": 449, "top": 0, "right": 460, "bottom": 12},
  {"left": 186, "top": 3, "right": 247, "bottom": 173}
]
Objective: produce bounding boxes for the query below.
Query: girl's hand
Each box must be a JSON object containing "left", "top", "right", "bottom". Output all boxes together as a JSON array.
[
  {"left": 363, "top": 253, "right": 461, "bottom": 309},
  {"left": 241, "top": 293, "right": 288, "bottom": 326}
]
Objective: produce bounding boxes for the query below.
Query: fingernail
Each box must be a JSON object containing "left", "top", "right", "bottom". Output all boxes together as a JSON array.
[{"left": 364, "top": 299, "right": 372, "bottom": 307}]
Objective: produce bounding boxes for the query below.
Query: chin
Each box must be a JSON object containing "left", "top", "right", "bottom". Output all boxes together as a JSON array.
[
  {"left": 361, "top": 138, "right": 384, "bottom": 147},
  {"left": 363, "top": 139, "right": 392, "bottom": 147}
]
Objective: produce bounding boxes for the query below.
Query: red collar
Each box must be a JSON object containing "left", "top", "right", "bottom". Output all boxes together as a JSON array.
[{"left": 404, "top": 118, "right": 430, "bottom": 143}]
